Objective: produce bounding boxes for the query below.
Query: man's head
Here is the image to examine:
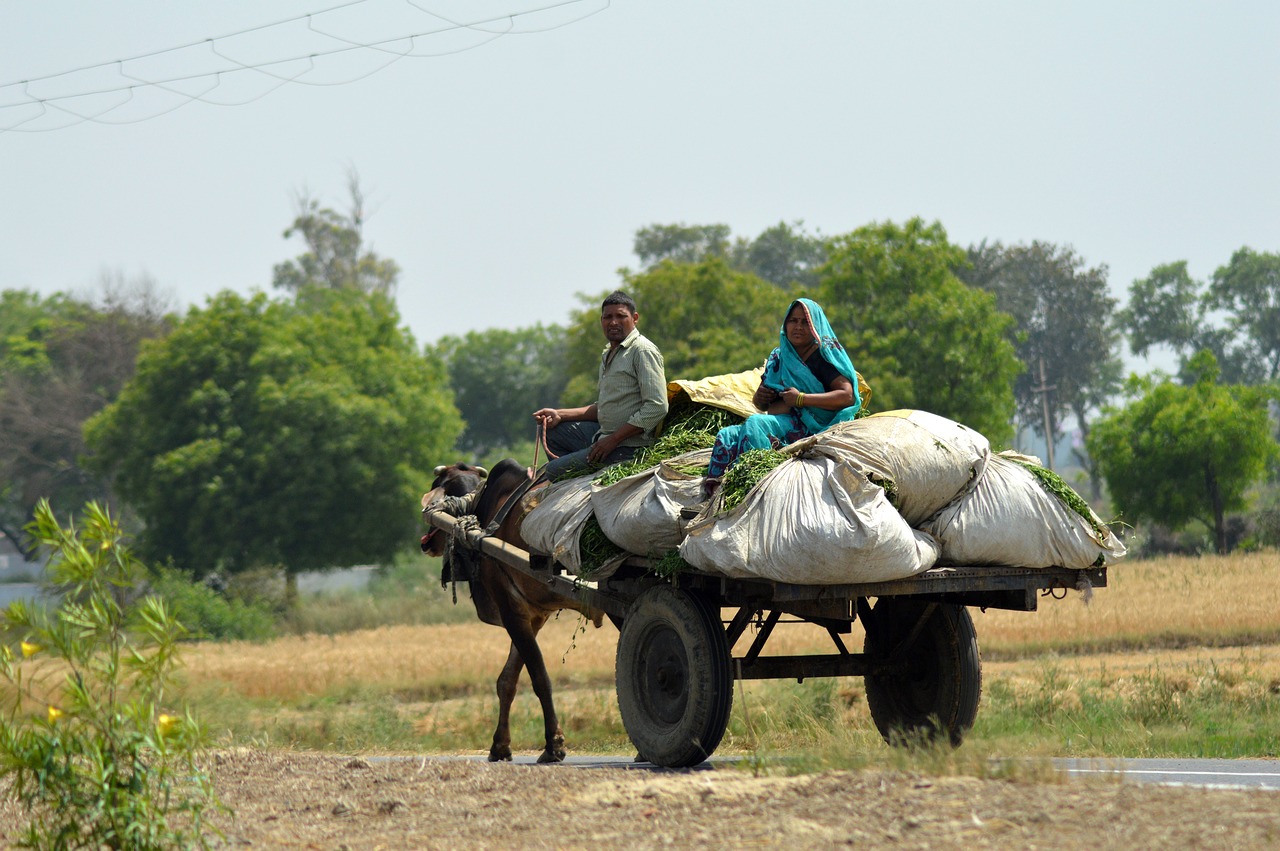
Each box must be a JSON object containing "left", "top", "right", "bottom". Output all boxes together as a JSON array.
[{"left": 600, "top": 290, "right": 638, "bottom": 346}]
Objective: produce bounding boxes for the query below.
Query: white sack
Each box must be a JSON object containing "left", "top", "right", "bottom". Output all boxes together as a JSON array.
[
  {"left": 809, "top": 410, "right": 991, "bottom": 526},
  {"left": 679, "top": 454, "right": 941, "bottom": 584},
  {"left": 518, "top": 474, "right": 595, "bottom": 574},
  {"left": 591, "top": 449, "right": 710, "bottom": 556},
  {"left": 921, "top": 452, "right": 1127, "bottom": 568}
]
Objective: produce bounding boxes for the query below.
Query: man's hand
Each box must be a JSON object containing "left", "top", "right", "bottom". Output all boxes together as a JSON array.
[
  {"left": 533, "top": 408, "right": 562, "bottom": 430},
  {"left": 587, "top": 432, "right": 621, "bottom": 464}
]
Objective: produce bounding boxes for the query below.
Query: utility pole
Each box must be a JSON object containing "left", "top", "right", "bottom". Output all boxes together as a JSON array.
[{"left": 1033, "top": 357, "right": 1057, "bottom": 470}]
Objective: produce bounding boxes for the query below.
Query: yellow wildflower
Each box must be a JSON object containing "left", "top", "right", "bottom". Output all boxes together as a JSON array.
[
  {"left": 47, "top": 706, "right": 64, "bottom": 723},
  {"left": 157, "top": 714, "right": 180, "bottom": 737},
  {"left": 20, "top": 641, "right": 42, "bottom": 658}
]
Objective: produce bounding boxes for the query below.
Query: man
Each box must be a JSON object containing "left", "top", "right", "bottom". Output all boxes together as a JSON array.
[{"left": 533, "top": 290, "right": 668, "bottom": 480}]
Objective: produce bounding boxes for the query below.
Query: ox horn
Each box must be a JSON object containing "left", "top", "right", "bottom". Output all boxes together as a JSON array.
[
  {"left": 433, "top": 465, "right": 447, "bottom": 476},
  {"left": 475, "top": 466, "right": 489, "bottom": 479}
]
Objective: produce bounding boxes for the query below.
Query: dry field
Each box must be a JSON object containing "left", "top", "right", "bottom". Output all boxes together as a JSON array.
[
  {"left": 182, "top": 552, "right": 1280, "bottom": 704},
  {"left": 4, "top": 554, "right": 1278, "bottom": 849}
]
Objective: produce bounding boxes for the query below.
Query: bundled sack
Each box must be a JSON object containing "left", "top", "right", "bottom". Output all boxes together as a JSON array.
[
  {"left": 920, "top": 451, "right": 1127, "bottom": 568},
  {"left": 591, "top": 449, "right": 710, "bottom": 556},
  {"left": 679, "top": 452, "right": 941, "bottom": 584},
  {"left": 807, "top": 410, "right": 991, "bottom": 527},
  {"left": 518, "top": 473, "right": 595, "bottom": 574}
]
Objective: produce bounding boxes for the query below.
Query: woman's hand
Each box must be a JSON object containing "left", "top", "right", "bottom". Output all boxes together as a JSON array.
[
  {"left": 779, "top": 387, "right": 802, "bottom": 408},
  {"left": 752, "top": 384, "right": 779, "bottom": 410}
]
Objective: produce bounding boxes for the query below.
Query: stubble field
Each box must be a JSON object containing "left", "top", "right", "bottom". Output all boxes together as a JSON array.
[{"left": 5, "top": 553, "right": 1279, "bottom": 848}]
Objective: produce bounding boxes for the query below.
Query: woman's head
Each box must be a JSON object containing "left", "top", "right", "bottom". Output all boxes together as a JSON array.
[{"left": 783, "top": 300, "right": 817, "bottom": 352}]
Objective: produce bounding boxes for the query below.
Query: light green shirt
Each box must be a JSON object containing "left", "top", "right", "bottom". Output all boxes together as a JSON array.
[{"left": 596, "top": 328, "right": 668, "bottom": 447}]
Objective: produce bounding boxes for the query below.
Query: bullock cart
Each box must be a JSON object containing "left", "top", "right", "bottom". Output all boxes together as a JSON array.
[{"left": 424, "top": 508, "right": 1105, "bottom": 768}]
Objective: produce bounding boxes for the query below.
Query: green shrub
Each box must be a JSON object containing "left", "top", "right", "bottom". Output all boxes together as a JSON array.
[
  {"left": 0, "top": 500, "right": 224, "bottom": 850},
  {"left": 146, "top": 567, "right": 276, "bottom": 642}
]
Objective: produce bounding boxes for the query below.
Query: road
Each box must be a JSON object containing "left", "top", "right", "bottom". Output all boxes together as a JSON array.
[
  {"left": 1056, "top": 757, "right": 1280, "bottom": 791},
  {"left": 377, "top": 754, "right": 1280, "bottom": 791}
]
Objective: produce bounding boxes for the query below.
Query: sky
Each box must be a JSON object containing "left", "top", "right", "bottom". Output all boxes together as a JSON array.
[{"left": 2, "top": 1, "right": 1277, "bottom": 360}]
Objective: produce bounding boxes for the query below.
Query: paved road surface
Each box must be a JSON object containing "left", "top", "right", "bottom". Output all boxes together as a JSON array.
[
  {"left": 1055, "top": 757, "right": 1280, "bottom": 791},
  {"left": 382, "top": 755, "right": 1280, "bottom": 790}
]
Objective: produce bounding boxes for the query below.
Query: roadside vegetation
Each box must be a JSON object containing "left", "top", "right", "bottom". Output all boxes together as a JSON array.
[{"left": 168, "top": 551, "right": 1280, "bottom": 767}]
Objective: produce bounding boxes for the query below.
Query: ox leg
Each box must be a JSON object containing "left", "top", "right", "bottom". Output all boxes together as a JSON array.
[
  {"left": 489, "top": 643, "right": 524, "bottom": 762},
  {"left": 497, "top": 611, "right": 564, "bottom": 764}
]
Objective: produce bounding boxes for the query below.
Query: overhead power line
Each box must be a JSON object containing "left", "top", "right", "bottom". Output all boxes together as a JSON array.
[{"left": 0, "top": 0, "right": 609, "bottom": 133}]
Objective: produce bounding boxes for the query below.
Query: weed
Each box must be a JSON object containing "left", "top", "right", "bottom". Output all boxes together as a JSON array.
[{"left": 0, "top": 500, "right": 224, "bottom": 849}]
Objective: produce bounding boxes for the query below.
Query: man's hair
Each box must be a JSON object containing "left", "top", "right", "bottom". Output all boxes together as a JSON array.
[{"left": 602, "top": 290, "right": 637, "bottom": 315}]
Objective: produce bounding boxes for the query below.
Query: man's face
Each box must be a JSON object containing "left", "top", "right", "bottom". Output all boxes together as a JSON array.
[{"left": 601, "top": 304, "right": 637, "bottom": 345}]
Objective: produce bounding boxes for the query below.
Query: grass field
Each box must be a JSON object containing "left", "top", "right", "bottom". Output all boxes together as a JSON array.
[{"left": 176, "top": 553, "right": 1280, "bottom": 765}]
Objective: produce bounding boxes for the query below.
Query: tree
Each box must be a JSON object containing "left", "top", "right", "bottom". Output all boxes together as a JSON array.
[
  {"left": 271, "top": 173, "right": 400, "bottom": 297},
  {"left": 1087, "top": 351, "right": 1279, "bottom": 554},
  {"left": 1119, "top": 261, "right": 1202, "bottom": 360},
  {"left": 436, "top": 324, "right": 569, "bottom": 455},
  {"left": 1120, "top": 248, "right": 1280, "bottom": 386},
  {"left": 560, "top": 259, "right": 794, "bottom": 405},
  {"left": 84, "top": 289, "right": 462, "bottom": 584},
  {"left": 631, "top": 220, "right": 827, "bottom": 289},
  {"left": 633, "top": 223, "right": 731, "bottom": 268},
  {"left": 961, "top": 240, "right": 1124, "bottom": 492},
  {"left": 732, "top": 220, "right": 827, "bottom": 289},
  {"left": 817, "top": 218, "right": 1022, "bottom": 445},
  {"left": 1206, "top": 247, "right": 1280, "bottom": 383},
  {"left": 0, "top": 277, "right": 173, "bottom": 554}
]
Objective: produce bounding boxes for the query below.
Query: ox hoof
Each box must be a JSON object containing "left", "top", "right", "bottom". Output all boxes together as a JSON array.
[
  {"left": 488, "top": 746, "right": 513, "bottom": 762},
  {"left": 537, "top": 748, "right": 566, "bottom": 764}
]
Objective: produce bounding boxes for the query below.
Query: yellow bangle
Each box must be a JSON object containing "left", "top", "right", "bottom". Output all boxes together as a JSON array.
[{"left": 796, "top": 392, "right": 805, "bottom": 408}]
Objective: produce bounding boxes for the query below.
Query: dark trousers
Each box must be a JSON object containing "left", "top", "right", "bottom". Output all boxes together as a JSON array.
[{"left": 541, "top": 421, "right": 639, "bottom": 480}]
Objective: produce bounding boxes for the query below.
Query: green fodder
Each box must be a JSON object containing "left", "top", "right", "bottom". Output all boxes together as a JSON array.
[
  {"left": 719, "top": 448, "right": 789, "bottom": 512},
  {"left": 578, "top": 515, "right": 624, "bottom": 577},
  {"left": 593, "top": 401, "right": 741, "bottom": 487},
  {"left": 652, "top": 549, "right": 692, "bottom": 579},
  {"left": 867, "top": 472, "right": 899, "bottom": 508},
  {"left": 663, "top": 394, "right": 743, "bottom": 434},
  {"left": 1012, "top": 459, "right": 1110, "bottom": 541}
]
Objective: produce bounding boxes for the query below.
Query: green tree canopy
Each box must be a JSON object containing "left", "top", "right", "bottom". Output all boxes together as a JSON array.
[
  {"left": 632, "top": 223, "right": 732, "bottom": 268},
  {"left": 84, "top": 289, "right": 461, "bottom": 578},
  {"left": 560, "top": 259, "right": 794, "bottom": 405},
  {"left": 0, "top": 279, "right": 173, "bottom": 552},
  {"left": 271, "top": 175, "right": 400, "bottom": 297},
  {"left": 1206, "top": 247, "right": 1280, "bottom": 383},
  {"left": 961, "top": 240, "right": 1123, "bottom": 488},
  {"left": 817, "top": 218, "right": 1022, "bottom": 444},
  {"left": 1087, "top": 351, "right": 1279, "bottom": 554},
  {"left": 436, "top": 324, "right": 569, "bottom": 455},
  {"left": 631, "top": 220, "right": 827, "bottom": 289},
  {"left": 1120, "top": 247, "right": 1280, "bottom": 385}
]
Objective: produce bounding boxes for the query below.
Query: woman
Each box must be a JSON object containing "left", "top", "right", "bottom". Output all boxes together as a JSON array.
[{"left": 704, "top": 298, "right": 861, "bottom": 494}]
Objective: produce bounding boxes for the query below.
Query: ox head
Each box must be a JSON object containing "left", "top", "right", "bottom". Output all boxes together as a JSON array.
[{"left": 420, "top": 463, "right": 488, "bottom": 556}]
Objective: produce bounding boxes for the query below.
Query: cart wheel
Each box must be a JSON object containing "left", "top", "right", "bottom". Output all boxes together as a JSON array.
[
  {"left": 863, "top": 599, "right": 981, "bottom": 747},
  {"left": 616, "top": 584, "right": 732, "bottom": 768}
]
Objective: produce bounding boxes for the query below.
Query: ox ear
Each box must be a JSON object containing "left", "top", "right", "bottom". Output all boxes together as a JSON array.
[
  {"left": 475, "top": 466, "right": 489, "bottom": 479},
  {"left": 433, "top": 465, "right": 447, "bottom": 476}
]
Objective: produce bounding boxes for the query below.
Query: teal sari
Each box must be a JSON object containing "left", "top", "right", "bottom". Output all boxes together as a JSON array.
[{"left": 707, "top": 299, "right": 860, "bottom": 478}]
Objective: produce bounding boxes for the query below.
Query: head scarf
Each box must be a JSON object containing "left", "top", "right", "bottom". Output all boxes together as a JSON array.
[{"left": 760, "top": 298, "right": 861, "bottom": 433}]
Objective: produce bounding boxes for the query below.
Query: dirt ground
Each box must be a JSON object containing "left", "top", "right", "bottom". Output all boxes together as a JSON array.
[{"left": 175, "top": 749, "right": 1280, "bottom": 849}]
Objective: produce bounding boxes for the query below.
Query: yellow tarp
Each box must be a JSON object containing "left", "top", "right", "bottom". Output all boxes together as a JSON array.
[{"left": 667, "top": 368, "right": 873, "bottom": 421}]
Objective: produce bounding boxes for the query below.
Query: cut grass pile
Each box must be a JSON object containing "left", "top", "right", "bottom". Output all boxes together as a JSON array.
[
  {"left": 718, "top": 447, "right": 788, "bottom": 512},
  {"left": 591, "top": 400, "right": 736, "bottom": 487}
]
